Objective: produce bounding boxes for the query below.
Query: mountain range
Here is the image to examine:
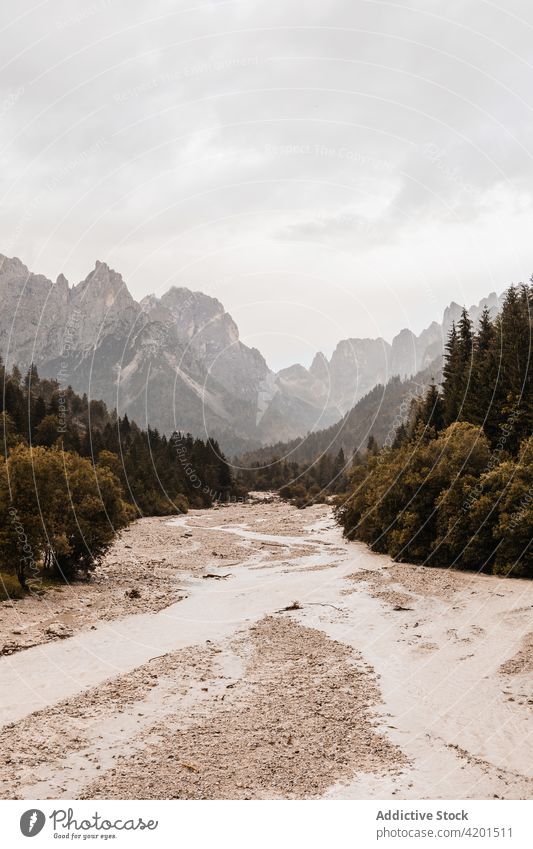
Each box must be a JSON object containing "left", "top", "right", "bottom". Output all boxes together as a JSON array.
[{"left": 0, "top": 253, "right": 504, "bottom": 453}]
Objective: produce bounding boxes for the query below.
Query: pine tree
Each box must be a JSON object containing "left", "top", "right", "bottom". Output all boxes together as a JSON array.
[
  {"left": 419, "top": 380, "right": 445, "bottom": 435},
  {"left": 464, "top": 306, "right": 496, "bottom": 428},
  {"left": 4, "top": 373, "right": 25, "bottom": 433},
  {"left": 491, "top": 285, "right": 532, "bottom": 451},
  {"left": 367, "top": 434, "right": 378, "bottom": 455},
  {"left": 456, "top": 308, "right": 474, "bottom": 420},
  {"left": 392, "top": 422, "right": 408, "bottom": 448},
  {"left": 32, "top": 395, "right": 47, "bottom": 431},
  {"left": 442, "top": 322, "right": 461, "bottom": 424},
  {"left": 24, "top": 363, "right": 39, "bottom": 394},
  {"left": 332, "top": 446, "right": 347, "bottom": 492}
]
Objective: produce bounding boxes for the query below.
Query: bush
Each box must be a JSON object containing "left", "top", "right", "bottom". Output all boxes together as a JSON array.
[
  {"left": 338, "top": 424, "right": 489, "bottom": 564},
  {"left": 0, "top": 445, "right": 130, "bottom": 586},
  {"left": 337, "top": 424, "right": 533, "bottom": 578}
]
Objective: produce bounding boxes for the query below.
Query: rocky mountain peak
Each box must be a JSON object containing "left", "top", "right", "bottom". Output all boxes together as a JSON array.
[
  {"left": 277, "top": 363, "right": 309, "bottom": 381},
  {"left": 309, "top": 351, "right": 330, "bottom": 382},
  {"left": 160, "top": 287, "right": 234, "bottom": 338},
  {"left": 0, "top": 254, "right": 29, "bottom": 278},
  {"left": 64, "top": 261, "right": 140, "bottom": 354},
  {"left": 139, "top": 292, "right": 172, "bottom": 324},
  {"left": 156, "top": 286, "right": 241, "bottom": 360},
  {"left": 55, "top": 273, "right": 69, "bottom": 293},
  {"left": 331, "top": 337, "right": 391, "bottom": 366},
  {"left": 443, "top": 301, "right": 463, "bottom": 331},
  {"left": 72, "top": 260, "right": 133, "bottom": 308},
  {"left": 0, "top": 250, "right": 510, "bottom": 452},
  {"left": 442, "top": 292, "right": 505, "bottom": 334}
]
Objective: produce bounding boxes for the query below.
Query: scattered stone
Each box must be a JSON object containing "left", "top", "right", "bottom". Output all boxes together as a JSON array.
[
  {"left": 1, "top": 642, "right": 21, "bottom": 656},
  {"left": 46, "top": 623, "right": 73, "bottom": 638}
]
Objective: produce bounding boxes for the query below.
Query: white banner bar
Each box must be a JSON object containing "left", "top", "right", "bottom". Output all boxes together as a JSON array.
[{"left": 1, "top": 799, "right": 531, "bottom": 849}]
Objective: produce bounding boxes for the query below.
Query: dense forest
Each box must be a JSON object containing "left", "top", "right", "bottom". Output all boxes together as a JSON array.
[
  {"left": 0, "top": 361, "right": 242, "bottom": 595},
  {"left": 2, "top": 278, "right": 531, "bottom": 597},
  {"left": 237, "top": 363, "right": 440, "bottom": 506},
  {"left": 336, "top": 284, "right": 533, "bottom": 579},
  {"left": 239, "top": 364, "right": 440, "bottom": 468},
  {"left": 239, "top": 447, "right": 349, "bottom": 509}
]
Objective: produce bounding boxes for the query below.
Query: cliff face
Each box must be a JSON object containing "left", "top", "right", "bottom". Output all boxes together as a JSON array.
[
  {"left": 0, "top": 255, "right": 339, "bottom": 451},
  {"left": 0, "top": 252, "right": 506, "bottom": 449},
  {"left": 286, "top": 293, "right": 505, "bottom": 416},
  {"left": 0, "top": 255, "right": 70, "bottom": 367}
]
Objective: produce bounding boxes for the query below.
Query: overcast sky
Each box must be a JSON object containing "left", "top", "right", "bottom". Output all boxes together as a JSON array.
[{"left": 1, "top": 0, "right": 533, "bottom": 370}]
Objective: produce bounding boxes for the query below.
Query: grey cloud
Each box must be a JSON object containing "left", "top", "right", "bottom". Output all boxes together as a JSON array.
[{"left": 1, "top": 0, "right": 533, "bottom": 367}]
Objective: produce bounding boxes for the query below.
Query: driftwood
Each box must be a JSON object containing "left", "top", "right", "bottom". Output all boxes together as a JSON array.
[
  {"left": 274, "top": 601, "right": 302, "bottom": 613},
  {"left": 274, "top": 601, "right": 343, "bottom": 614},
  {"left": 202, "top": 573, "right": 231, "bottom": 580}
]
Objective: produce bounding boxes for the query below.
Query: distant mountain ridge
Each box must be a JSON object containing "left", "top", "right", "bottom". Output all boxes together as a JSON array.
[
  {"left": 238, "top": 365, "right": 441, "bottom": 471},
  {"left": 0, "top": 252, "right": 505, "bottom": 451},
  {"left": 284, "top": 290, "right": 504, "bottom": 418},
  {"left": 0, "top": 254, "right": 340, "bottom": 452}
]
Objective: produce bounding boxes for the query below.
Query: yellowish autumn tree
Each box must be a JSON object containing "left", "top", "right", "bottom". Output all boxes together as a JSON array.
[{"left": 0, "top": 444, "right": 129, "bottom": 588}]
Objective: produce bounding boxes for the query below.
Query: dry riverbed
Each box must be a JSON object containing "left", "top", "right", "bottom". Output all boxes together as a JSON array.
[{"left": 0, "top": 498, "right": 531, "bottom": 799}]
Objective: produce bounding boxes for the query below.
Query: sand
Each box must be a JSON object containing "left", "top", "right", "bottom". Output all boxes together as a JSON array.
[
  {"left": 83, "top": 617, "right": 405, "bottom": 800},
  {"left": 0, "top": 497, "right": 531, "bottom": 800}
]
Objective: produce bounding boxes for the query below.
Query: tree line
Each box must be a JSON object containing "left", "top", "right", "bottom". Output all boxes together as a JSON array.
[
  {"left": 0, "top": 361, "right": 242, "bottom": 593},
  {"left": 236, "top": 366, "right": 439, "bottom": 507},
  {"left": 238, "top": 448, "right": 348, "bottom": 509},
  {"left": 237, "top": 368, "right": 437, "bottom": 469},
  {"left": 336, "top": 284, "right": 532, "bottom": 579}
]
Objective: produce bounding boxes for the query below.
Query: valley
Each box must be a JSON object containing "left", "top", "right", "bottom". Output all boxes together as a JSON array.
[{"left": 0, "top": 253, "right": 505, "bottom": 454}]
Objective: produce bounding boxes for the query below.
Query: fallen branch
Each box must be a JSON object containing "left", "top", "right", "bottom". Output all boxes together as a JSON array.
[
  {"left": 1, "top": 641, "right": 40, "bottom": 656},
  {"left": 274, "top": 601, "right": 302, "bottom": 613},
  {"left": 274, "top": 600, "right": 343, "bottom": 614},
  {"left": 202, "top": 573, "right": 231, "bottom": 580},
  {"left": 393, "top": 605, "right": 414, "bottom": 611}
]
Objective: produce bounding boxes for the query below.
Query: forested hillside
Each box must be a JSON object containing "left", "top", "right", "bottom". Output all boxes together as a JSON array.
[
  {"left": 0, "top": 361, "right": 241, "bottom": 593},
  {"left": 239, "top": 361, "right": 441, "bottom": 470},
  {"left": 336, "top": 284, "right": 533, "bottom": 579},
  {"left": 237, "top": 362, "right": 440, "bottom": 506}
]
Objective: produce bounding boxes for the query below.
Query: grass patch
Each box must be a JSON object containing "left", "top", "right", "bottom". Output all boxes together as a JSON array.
[
  {"left": 0, "top": 572, "right": 26, "bottom": 601},
  {"left": 0, "top": 567, "right": 88, "bottom": 602}
]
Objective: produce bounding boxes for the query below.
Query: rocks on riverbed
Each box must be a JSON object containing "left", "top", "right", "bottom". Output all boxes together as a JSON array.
[{"left": 46, "top": 623, "right": 74, "bottom": 639}]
